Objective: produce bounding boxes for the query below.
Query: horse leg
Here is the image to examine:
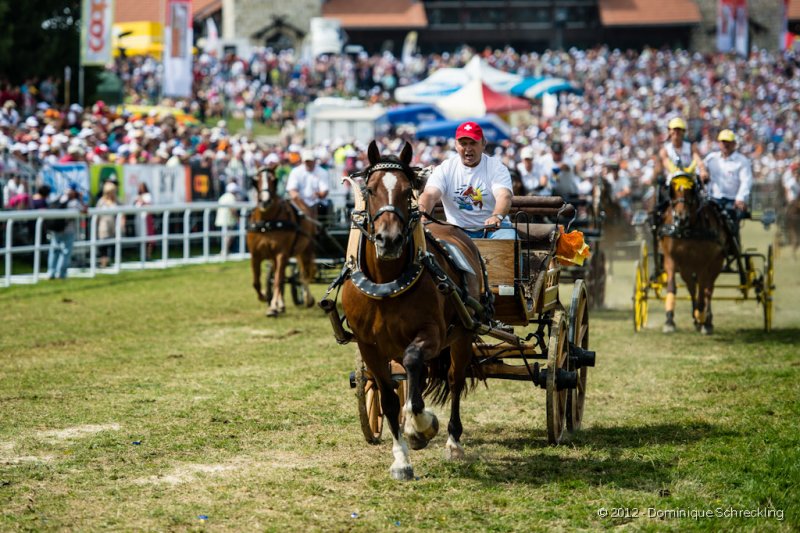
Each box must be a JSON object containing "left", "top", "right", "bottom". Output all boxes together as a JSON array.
[
  {"left": 402, "top": 337, "right": 439, "bottom": 451},
  {"left": 251, "top": 253, "right": 266, "bottom": 302},
  {"left": 298, "top": 250, "right": 316, "bottom": 308},
  {"left": 267, "top": 255, "right": 286, "bottom": 317},
  {"left": 360, "top": 344, "right": 413, "bottom": 481},
  {"left": 444, "top": 336, "right": 471, "bottom": 461},
  {"left": 698, "top": 274, "right": 715, "bottom": 335},
  {"left": 685, "top": 274, "right": 700, "bottom": 331},
  {"left": 663, "top": 254, "right": 677, "bottom": 333}
]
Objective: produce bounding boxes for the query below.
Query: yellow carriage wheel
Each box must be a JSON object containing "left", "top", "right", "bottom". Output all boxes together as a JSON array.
[
  {"left": 763, "top": 245, "right": 775, "bottom": 332},
  {"left": 633, "top": 260, "right": 649, "bottom": 332}
]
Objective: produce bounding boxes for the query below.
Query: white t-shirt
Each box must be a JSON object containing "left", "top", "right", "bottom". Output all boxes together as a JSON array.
[
  {"left": 285, "top": 164, "right": 330, "bottom": 207},
  {"left": 427, "top": 153, "right": 513, "bottom": 228},
  {"left": 516, "top": 161, "right": 540, "bottom": 195},
  {"left": 703, "top": 151, "right": 753, "bottom": 203}
]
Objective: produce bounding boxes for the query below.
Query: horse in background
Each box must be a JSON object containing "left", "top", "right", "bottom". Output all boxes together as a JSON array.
[
  {"left": 784, "top": 197, "right": 800, "bottom": 259},
  {"left": 341, "top": 141, "right": 485, "bottom": 480},
  {"left": 660, "top": 173, "right": 730, "bottom": 334},
  {"left": 247, "top": 167, "right": 317, "bottom": 316}
]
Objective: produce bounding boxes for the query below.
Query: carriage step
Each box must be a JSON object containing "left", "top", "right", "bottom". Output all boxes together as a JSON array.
[{"left": 569, "top": 344, "right": 596, "bottom": 368}]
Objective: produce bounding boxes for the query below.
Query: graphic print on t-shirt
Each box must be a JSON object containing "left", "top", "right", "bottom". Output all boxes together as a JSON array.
[{"left": 455, "top": 184, "right": 485, "bottom": 210}]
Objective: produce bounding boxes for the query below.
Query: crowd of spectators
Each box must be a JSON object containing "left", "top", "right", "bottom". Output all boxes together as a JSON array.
[{"left": 2, "top": 45, "right": 800, "bottom": 213}]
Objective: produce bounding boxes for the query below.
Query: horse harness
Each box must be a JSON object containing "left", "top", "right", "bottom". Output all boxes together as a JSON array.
[{"left": 247, "top": 200, "right": 315, "bottom": 256}]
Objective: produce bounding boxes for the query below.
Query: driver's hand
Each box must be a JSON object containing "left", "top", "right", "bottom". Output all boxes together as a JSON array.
[
  {"left": 734, "top": 200, "right": 746, "bottom": 211},
  {"left": 484, "top": 214, "right": 501, "bottom": 227}
]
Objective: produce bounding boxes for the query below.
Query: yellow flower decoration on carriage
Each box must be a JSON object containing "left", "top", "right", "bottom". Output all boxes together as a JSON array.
[{"left": 556, "top": 226, "right": 592, "bottom": 266}]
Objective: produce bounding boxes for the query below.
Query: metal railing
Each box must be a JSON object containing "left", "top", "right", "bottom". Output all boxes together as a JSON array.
[{"left": 1, "top": 202, "right": 252, "bottom": 287}]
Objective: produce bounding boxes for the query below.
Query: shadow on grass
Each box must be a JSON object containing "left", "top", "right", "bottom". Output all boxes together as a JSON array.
[
  {"left": 457, "top": 421, "right": 732, "bottom": 488},
  {"left": 717, "top": 327, "right": 800, "bottom": 345}
]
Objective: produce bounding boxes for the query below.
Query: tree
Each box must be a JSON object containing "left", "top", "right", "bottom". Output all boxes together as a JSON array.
[{"left": 0, "top": 1, "right": 81, "bottom": 98}]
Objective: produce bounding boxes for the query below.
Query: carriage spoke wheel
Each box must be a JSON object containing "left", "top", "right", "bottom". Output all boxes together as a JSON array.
[
  {"left": 763, "top": 244, "right": 774, "bottom": 332},
  {"left": 546, "top": 308, "right": 569, "bottom": 445},
  {"left": 592, "top": 249, "right": 607, "bottom": 309},
  {"left": 355, "top": 354, "right": 383, "bottom": 444},
  {"left": 567, "top": 280, "right": 589, "bottom": 434},
  {"left": 354, "top": 353, "right": 407, "bottom": 445},
  {"left": 289, "top": 263, "right": 304, "bottom": 306},
  {"left": 633, "top": 260, "right": 649, "bottom": 332}
]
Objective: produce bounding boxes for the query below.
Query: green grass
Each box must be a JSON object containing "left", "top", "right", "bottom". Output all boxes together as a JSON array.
[{"left": 0, "top": 223, "right": 797, "bottom": 531}]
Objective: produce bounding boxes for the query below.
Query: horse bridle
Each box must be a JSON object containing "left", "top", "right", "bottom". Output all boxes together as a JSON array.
[{"left": 350, "top": 162, "right": 422, "bottom": 244}]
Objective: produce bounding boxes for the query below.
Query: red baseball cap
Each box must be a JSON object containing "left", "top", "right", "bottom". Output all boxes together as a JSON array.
[{"left": 455, "top": 121, "right": 483, "bottom": 142}]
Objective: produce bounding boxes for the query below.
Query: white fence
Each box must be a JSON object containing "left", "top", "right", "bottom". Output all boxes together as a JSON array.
[{"left": 1, "top": 202, "right": 253, "bottom": 287}]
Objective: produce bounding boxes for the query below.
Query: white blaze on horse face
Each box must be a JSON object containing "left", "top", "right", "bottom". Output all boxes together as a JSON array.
[
  {"left": 260, "top": 174, "right": 271, "bottom": 203},
  {"left": 382, "top": 172, "right": 399, "bottom": 206}
]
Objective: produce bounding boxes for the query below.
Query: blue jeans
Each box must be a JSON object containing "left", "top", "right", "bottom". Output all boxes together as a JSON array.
[
  {"left": 465, "top": 223, "right": 516, "bottom": 240},
  {"left": 48, "top": 231, "right": 76, "bottom": 279}
]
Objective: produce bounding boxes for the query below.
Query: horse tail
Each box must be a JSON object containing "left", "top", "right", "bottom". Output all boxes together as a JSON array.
[{"left": 422, "top": 346, "right": 484, "bottom": 406}]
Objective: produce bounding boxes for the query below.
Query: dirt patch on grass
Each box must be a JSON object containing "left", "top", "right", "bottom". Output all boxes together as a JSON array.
[
  {"left": 37, "top": 423, "right": 121, "bottom": 441},
  {"left": 135, "top": 463, "right": 239, "bottom": 486},
  {"left": 0, "top": 442, "right": 53, "bottom": 464}
]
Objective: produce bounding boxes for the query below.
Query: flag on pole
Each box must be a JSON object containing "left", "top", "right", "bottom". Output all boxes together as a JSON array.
[
  {"left": 163, "top": 0, "right": 193, "bottom": 97},
  {"left": 733, "top": 0, "right": 749, "bottom": 57},
  {"left": 81, "top": 0, "right": 115, "bottom": 65}
]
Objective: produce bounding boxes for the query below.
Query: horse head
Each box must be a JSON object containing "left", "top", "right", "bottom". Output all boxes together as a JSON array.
[
  {"left": 253, "top": 167, "right": 279, "bottom": 211},
  {"left": 668, "top": 173, "right": 700, "bottom": 230},
  {"left": 360, "top": 140, "right": 421, "bottom": 261}
]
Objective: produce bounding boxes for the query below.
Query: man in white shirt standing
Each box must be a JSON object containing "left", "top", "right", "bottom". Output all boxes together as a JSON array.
[
  {"left": 418, "top": 121, "right": 514, "bottom": 239},
  {"left": 285, "top": 149, "right": 330, "bottom": 218},
  {"left": 702, "top": 129, "right": 753, "bottom": 246}
]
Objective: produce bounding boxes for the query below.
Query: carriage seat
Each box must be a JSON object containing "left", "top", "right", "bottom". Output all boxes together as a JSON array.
[{"left": 513, "top": 222, "right": 558, "bottom": 250}]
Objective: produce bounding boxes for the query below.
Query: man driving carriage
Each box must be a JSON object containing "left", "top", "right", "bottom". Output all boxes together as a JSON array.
[
  {"left": 658, "top": 117, "right": 705, "bottom": 179},
  {"left": 702, "top": 129, "right": 753, "bottom": 249},
  {"left": 418, "top": 121, "right": 514, "bottom": 239},
  {"left": 285, "top": 149, "right": 331, "bottom": 220}
]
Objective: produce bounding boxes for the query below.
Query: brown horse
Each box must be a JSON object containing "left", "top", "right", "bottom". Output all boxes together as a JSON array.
[
  {"left": 660, "top": 174, "right": 730, "bottom": 334},
  {"left": 785, "top": 198, "right": 800, "bottom": 259},
  {"left": 247, "top": 167, "right": 317, "bottom": 316},
  {"left": 341, "top": 141, "right": 485, "bottom": 480}
]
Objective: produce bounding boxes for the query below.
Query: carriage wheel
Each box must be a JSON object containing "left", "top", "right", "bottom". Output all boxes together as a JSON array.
[
  {"left": 354, "top": 353, "right": 407, "bottom": 445},
  {"left": 354, "top": 352, "right": 383, "bottom": 444},
  {"left": 546, "top": 308, "right": 569, "bottom": 445},
  {"left": 589, "top": 249, "right": 606, "bottom": 309},
  {"left": 288, "top": 263, "right": 304, "bottom": 306},
  {"left": 567, "top": 280, "right": 589, "bottom": 433},
  {"left": 632, "top": 261, "right": 649, "bottom": 332},
  {"left": 763, "top": 244, "right": 774, "bottom": 332}
]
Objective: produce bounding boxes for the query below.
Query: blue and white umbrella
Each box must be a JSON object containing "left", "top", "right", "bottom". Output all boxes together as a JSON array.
[{"left": 510, "top": 77, "right": 582, "bottom": 99}]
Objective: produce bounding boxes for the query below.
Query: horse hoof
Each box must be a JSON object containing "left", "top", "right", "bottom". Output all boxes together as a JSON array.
[
  {"left": 390, "top": 465, "right": 414, "bottom": 481},
  {"left": 305, "top": 296, "right": 316, "bottom": 308},
  {"left": 405, "top": 432, "right": 429, "bottom": 451},
  {"left": 662, "top": 323, "right": 676, "bottom": 334},
  {"left": 444, "top": 442, "right": 465, "bottom": 461},
  {"left": 701, "top": 325, "right": 713, "bottom": 335},
  {"left": 266, "top": 309, "right": 279, "bottom": 317}
]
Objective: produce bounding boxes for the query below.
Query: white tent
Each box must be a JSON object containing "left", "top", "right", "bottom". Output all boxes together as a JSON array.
[
  {"left": 434, "top": 79, "right": 530, "bottom": 120},
  {"left": 463, "top": 56, "right": 522, "bottom": 94}
]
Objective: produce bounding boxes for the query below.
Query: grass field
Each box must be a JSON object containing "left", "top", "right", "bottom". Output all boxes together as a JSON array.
[{"left": 0, "top": 223, "right": 798, "bottom": 531}]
